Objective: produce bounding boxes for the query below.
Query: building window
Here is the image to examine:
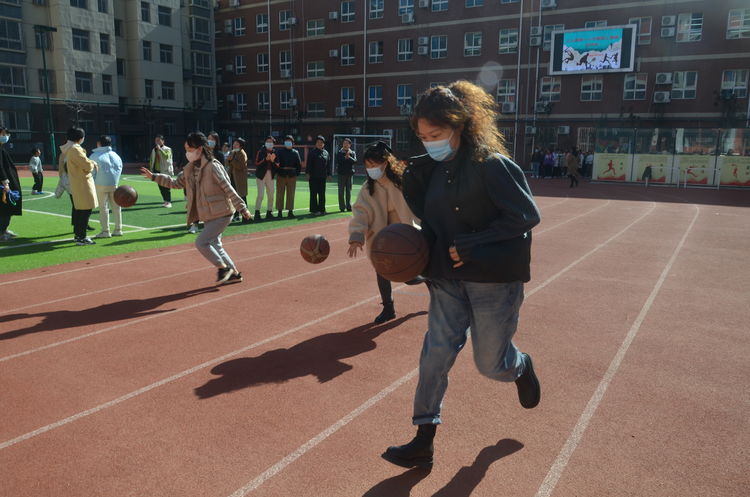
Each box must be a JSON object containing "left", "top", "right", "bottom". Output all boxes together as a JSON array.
[
  {"left": 145, "top": 79, "right": 153, "bottom": 99},
  {"left": 158, "top": 6, "right": 172, "bottom": 27},
  {"left": 102, "top": 74, "right": 112, "bottom": 95},
  {"left": 0, "top": 66, "right": 26, "bottom": 95},
  {"left": 161, "top": 81, "right": 175, "bottom": 100},
  {"left": 369, "top": 41, "right": 383, "bottom": 63},
  {"left": 498, "top": 28, "right": 518, "bottom": 53},
  {"left": 341, "top": 87, "right": 355, "bottom": 108},
  {"left": 235, "top": 55, "right": 246, "bottom": 74},
  {"left": 0, "top": 111, "right": 30, "bottom": 131},
  {"left": 721, "top": 69, "right": 748, "bottom": 98},
  {"left": 142, "top": 40, "right": 152, "bottom": 61},
  {"left": 369, "top": 0, "right": 384, "bottom": 19},
  {"left": 160, "top": 44, "right": 173, "bottom": 64},
  {"left": 397, "top": 39, "right": 413, "bottom": 61},
  {"left": 193, "top": 86, "right": 212, "bottom": 105},
  {"left": 432, "top": 0, "right": 447, "bottom": 12},
  {"left": 671, "top": 71, "right": 697, "bottom": 99},
  {"left": 257, "top": 53, "right": 268, "bottom": 73},
  {"left": 234, "top": 17, "right": 248, "bottom": 36},
  {"left": 114, "top": 19, "right": 123, "bottom": 37},
  {"left": 99, "top": 33, "right": 110, "bottom": 54},
  {"left": 430, "top": 35, "right": 447, "bottom": 59},
  {"left": 397, "top": 84, "right": 413, "bottom": 108},
  {"left": 75, "top": 71, "right": 93, "bottom": 93},
  {"left": 307, "top": 61, "right": 325, "bottom": 78},
  {"left": 543, "top": 24, "right": 564, "bottom": 51},
  {"left": 341, "top": 44, "right": 355, "bottom": 66},
  {"left": 341, "top": 1, "right": 355, "bottom": 22},
  {"left": 584, "top": 20, "right": 607, "bottom": 28},
  {"left": 464, "top": 32, "right": 482, "bottom": 56},
  {"left": 580, "top": 75, "right": 603, "bottom": 101},
  {"left": 258, "top": 91, "right": 269, "bottom": 111},
  {"left": 193, "top": 52, "right": 211, "bottom": 76},
  {"left": 0, "top": 20, "right": 22, "bottom": 51},
  {"left": 256, "top": 13, "right": 268, "bottom": 33},
  {"left": 116, "top": 58, "right": 125, "bottom": 76},
  {"left": 72, "top": 29, "right": 90, "bottom": 51},
  {"left": 163, "top": 121, "right": 176, "bottom": 136},
  {"left": 38, "top": 69, "right": 55, "bottom": 93},
  {"left": 496, "top": 79, "right": 516, "bottom": 103},
  {"left": 540, "top": 76, "right": 561, "bottom": 102},
  {"left": 368, "top": 85, "right": 383, "bottom": 107},
  {"left": 280, "top": 89, "right": 295, "bottom": 110},
  {"left": 501, "top": 0, "right": 520, "bottom": 3},
  {"left": 727, "top": 9, "right": 750, "bottom": 39},
  {"left": 141, "top": 2, "right": 150, "bottom": 22},
  {"left": 35, "top": 30, "right": 53, "bottom": 50},
  {"left": 279, "top": 50, "right": 291, "bottom": 72},
  {"left": 676, "top": 13, "right": 703, "bottom": 42},
  {"left": 307, "top": 102, "right": 325, "bottom": 117},
  {"left": 398, "top": 0, "right": 414, "bottom": 16},
  {"left": 396, "top": 128, "right": 411, "bottom": 149},
  {"left": 279, "top": 10, "right": 292, "bottom": 31},
  {"left": 97, "top": 0, "right": 107, "bottom": 13},
  {"left": 103, "top": 120, "right": 114, "bottom": 135},
  {"left": 629, "top": 17, "right": 652, "bottom": 45},
  {"left": 466, "top": 0, "right": 483, "bottom": 7},
  {"left": 236, "top": 93, "right": 247, "bottom": 112},
  {"left": 70, "top": 0, "right": 87, "bottom": 8},
  {"left": 307, "top": 19, "right": 324, "bottom": 37},
  {"left": 623, "top": 73, "right": 647, "bottom": 100},
  {"left": 191, "top": 17, "right": 210, "bottom": 41}
]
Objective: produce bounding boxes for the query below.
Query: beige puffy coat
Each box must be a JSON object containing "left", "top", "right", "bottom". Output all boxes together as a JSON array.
[{"left": 59, "top": 142, "right": 98, "bottom": 210}]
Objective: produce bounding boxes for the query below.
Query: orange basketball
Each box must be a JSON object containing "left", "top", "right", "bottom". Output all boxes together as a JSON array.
[
  {"left": 300, "top": 234, "right": 330, "bottom": 264},
  {"left": 113, "top": 185, "right": 138, "bottom": 208},
  {"left": 370, "top": 224, "right": 429, "bottom": 282}
]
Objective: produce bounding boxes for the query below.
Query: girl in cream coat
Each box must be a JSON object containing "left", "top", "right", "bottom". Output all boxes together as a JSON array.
[
  {"left": 59, "top": 126, "right": 98, "bottom": 245},
  {"left": 348, "top": 141, "right": 420, "bottom": 324}
]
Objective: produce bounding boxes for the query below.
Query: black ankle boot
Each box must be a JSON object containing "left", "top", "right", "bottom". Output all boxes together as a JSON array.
[
  {"left": 382, "top": 424, "right": 436, "bottom": 469},
  {"left": 254, "top": 210, "right": 261, "bottom": 221},
  {"left": 266, "top": 210, "right": 274, "bottom": 220},
  {"left": 374, "top": 301, "right": 395, "bottom": 324}
]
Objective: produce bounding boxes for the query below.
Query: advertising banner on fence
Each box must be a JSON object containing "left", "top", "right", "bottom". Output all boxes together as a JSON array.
[
  {"left": 718, "top": 155, "right": 750, "bottom": 187},
  {"left": 593, "top": 153, "right": 631, "bottom": 181},
  {"left": 673, "top": 155, "right": 716, "bottom": 185},
  {"left": 633, "top": 154, "right": 674, "bottom": 183}
]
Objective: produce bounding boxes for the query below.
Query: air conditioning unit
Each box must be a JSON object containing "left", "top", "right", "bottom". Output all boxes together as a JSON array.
[
  {"left": 400, "top": 104, "right": 413, "bottom": 116},
  {"left": 418, "top": 36, "right": 429, "bottom": 45},
  {"left": 557, "top": 125, "right": 570, "bottom": 135},
  {"left": 382, "top": 128, "right": 393, "bottom": 137},
  {"left": 501, "top": 102, "right": 516, "bottom": 113},
  {"left": 417, "top": 46, "right": 429, "bottom": 55},
  {"left": 541, "top": 0, "right": 557, "bottom": 8},
  {"left": 525, "top": 125, "right": 536, "bottom": 134},
  {"left": 401, "top": 12, "right": 414, "bottom": 24},
  {"left": 418, "top": 0, "right": 429, "bottom": 7},
  {"left": 335, "top": 106, "right": 347, "bottom": 116},
  {"left": 530, "top": 26, "right": 543, "bottom": 36},
  {"left": 655, "top": 72, "right": 673, "bottom": 84},
  {"left": 661, "top": 15, "right": 676, "bottom": 26},
  {"left": 231, "top": 112, "right": 241, "bottom": 119},
  {"left": 653, "top": 91, "right": 671, "bottom": 103},
  {"left": 229, "top": 0, "right": 240, "bottom": 6},
  {"left": 226, "top": 94, "right": 235, "bottom": 102},
  {"left": 661, "top": 27, "right": 675, "bottom": 38},
  {"left": 329, "top": 49, "right": 339, "bottom": 57},
  {"left": 287, "top": 17, "right": 297, "bottom": 25},
  {"left": 280, "top": 69, "right": 291, "bottom": 78},
  {"left": 529, "top": 36, "right": 542, "bottom": 46},
  {"left": 225, "top": 64, "right": 234, "bottom": 72},
  {"left": 328, "top": 11, "right": 339, "bottom": 20},
  {"left": 534, "top": 101, "right": 548, "bottom": 113},
  {"left": 224, "top": 20, "right": 233, "bottom": 33},
  {"left": 352, "top": 127, "right": 361, "bottom": 134},
  {"left": 288, "top": 98, "right": 297, "bottom": 106}
]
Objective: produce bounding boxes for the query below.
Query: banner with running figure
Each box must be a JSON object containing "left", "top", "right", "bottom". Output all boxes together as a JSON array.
[
  {"left": 673, "top": 155, "right": 717, "bottom": 186},
  {"left": 633, "top": 154, "right": 675, "bottom": 183},
  {"left": 718, "top": 155, "right": 750, "bottom": 187},
  {"left": 593, "top": 153, "right": 631, "bottom": 181}
]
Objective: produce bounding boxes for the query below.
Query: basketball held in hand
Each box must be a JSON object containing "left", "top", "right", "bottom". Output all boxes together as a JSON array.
[
  {"left": 300, "top": 234, "right": 330, "bottom": 264},
  {"left": 113, "top": 185, "right": 138, "bottom": 208},
  {"left": 370, "top": 224, "right": 429, "bottom": 282}
]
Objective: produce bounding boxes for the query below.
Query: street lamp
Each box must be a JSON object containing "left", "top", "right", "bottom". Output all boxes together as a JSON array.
[{"left": 34, "top": 24, "right": 58, "bottom": 167}]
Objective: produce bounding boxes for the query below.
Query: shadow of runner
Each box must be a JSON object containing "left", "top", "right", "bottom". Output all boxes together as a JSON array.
[
  {"left": 0, "top": 286, "right": 219, "bottom": 340},
  {"left": 194, "top": 311, "right": 427, "bottom": 399},
  {"left": 362, "top": 468, "right": 432, "bottom": 497}
]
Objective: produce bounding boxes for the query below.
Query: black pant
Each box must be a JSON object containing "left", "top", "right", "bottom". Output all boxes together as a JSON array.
[
  {"left": 0, "top": 213, "right": 10, "bottom": 233},
  {"left": 338, "top": 174, "right": 352, "bottom": 211},
  {"left": 32, "top": 172, "right": 43, "bottom": 192},
  {"left": 309, "top": 178, "right": 326, "bottom": 214},
  {"left": 158, "top": 185, "right": 171, "bottom": 202},
  {"left": 376, "top": 273, "right": 392, "bottom": 304},
  {"left": 72, "top": 208, "right": 92, "bottom": 239},
  {"left": 569, "top": 173, "right": 579, "bottom": 187}
]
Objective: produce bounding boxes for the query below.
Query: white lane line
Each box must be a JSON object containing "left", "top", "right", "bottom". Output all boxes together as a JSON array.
[
  {"left": 22, "top": 209, "right": 146, "bottom": 230},
  {"left": 534, "top": 200, "right": 611, "bottom": 236},
  {"left": 20, "top": 192, "right": 55, "bottom": 202},
  {"left": 533, "top": 205, "right": 699, "bottom": 497},
  {"left": 0, "top": 220, "right": 348, "bottom": 284},
  {"left": 0, "top": 282, "right": 405, "bottom": 451},
  {"left": 224, "top": 203, "right": 661, "bottom": 495}
]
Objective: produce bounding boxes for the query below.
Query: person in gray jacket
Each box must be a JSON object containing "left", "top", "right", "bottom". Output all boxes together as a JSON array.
[
  {"left": 140, "top": 131, "right": 251, "bottom": 285},
  {"left": 90, "top": 135, "right": 123, "bottom": 238}
]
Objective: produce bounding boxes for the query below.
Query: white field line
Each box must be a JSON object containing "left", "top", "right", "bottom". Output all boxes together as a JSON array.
[
  {"left": 533, "top": 200, "right": 610, "bottom": 236},
  {"left": 23, "top": 209, "right": 146, "bottom": 230}
]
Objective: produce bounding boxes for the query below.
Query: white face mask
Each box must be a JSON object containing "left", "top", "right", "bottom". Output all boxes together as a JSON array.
[
  {"left": 232, "top": 148, "right": 240, "bottom": 152},
  {"left": 366, "top": 167, "right": 384, "bottom": 180},
  {"left": 186, "top": 149, "right": 202, "bottom": 162},
  {"left": 422, "top": 130, "right": 455, "bottom": 162},
  {"left": 0, "top": 135, "right": 9, "bottom": 144},
  {"left": 265, "top": 142, "right": 274, "bottom": 150},
  {"left": 207, "top": 140, "right": 216, "bottom": 148},
  {"left": 284, "top": 141, "right": 293, "bottom": 148}
]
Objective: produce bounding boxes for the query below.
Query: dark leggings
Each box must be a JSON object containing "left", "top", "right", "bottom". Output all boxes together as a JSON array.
[
  {"left": 72, "top": 209, "right": 92, "bottom": 239},
  {"left": 0, "top": 213, "right": 10, "bottom": 233},
  {"left": 376, "top": 273, "right": 392, "bottom": 304},
  {"left": 569, "top": 173, "right": 578, "bottom": 187}
]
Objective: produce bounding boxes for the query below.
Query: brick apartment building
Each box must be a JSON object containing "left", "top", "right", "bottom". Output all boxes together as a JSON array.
[{"left": 214, "top": 0, "right": 749, "bottom": 167}]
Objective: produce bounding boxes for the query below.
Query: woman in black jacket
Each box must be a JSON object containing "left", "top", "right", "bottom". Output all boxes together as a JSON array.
[{"left": 382, "top": 81, "right": 542, "bottom": 470}]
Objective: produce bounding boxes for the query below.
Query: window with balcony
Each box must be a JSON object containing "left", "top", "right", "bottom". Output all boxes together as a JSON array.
[
  {"left": 191, "top": 17, "right": 210, "bottom": 41},
  {"left": 0, "top": 20, "right": 22, "bottom": 51}
]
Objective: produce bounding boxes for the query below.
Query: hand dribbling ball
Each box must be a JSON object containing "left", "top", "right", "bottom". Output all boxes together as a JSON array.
[
  {"left": 300, "top": 234, "right": 330, "bottom": 264},
  {"left": 113, "top": 185, "right": 138, "bottom": 208},
  {"left": 370, "top": 224, "right": 429, "bottom": 282}
]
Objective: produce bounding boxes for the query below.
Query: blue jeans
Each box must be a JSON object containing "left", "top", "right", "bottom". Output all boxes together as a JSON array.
[
  {"left": 195, "top": 215, "right": 236, "bottom": 270},
  {"left": 413, "top": 278, "right": 525, "bottom": 425}
]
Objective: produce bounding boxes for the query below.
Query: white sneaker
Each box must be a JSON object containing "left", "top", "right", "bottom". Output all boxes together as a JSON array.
[
  {"left": 112, "top": 230, "right": 123, "bottom": 236},
  {"left": 0, "top": 233, "right": 12, "bottom": 241},
  {"left": 94, "top": 232, "right": 111, "bottom": 239},
  {"left": 5, "top": 229, "right": 17, "bottom": 238},
  {"left": 163, "top": 202, "right": 172, "bottom": 208},
  {"left": 188, "top": 224, "right": 198, "bottom": 234}
]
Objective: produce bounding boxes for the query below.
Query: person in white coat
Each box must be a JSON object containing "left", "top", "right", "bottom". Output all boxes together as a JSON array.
[{"left": 90, "top": 135, "right": 124, "bottom": 238}]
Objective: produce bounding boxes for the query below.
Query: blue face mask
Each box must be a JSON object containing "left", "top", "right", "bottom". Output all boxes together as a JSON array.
[
  {"left": 265, "top": 142, "right": 274, "bottom": 150},
  {"left": 422, "top": 131, "right": 455, "bottom": 162},
  {"left": 0, "top": 135, "right": 9, "bottom": 144},
  {"left": 207, "top": 140, "right": 216, "bottom": 148},
  {"left": 284, "top": 141, "right": 293, "bottom": 148}
]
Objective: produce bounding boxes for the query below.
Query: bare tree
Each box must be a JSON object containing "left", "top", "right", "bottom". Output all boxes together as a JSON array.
[{"left": 66, "top": 101, "right": 90, "bottom": 127}]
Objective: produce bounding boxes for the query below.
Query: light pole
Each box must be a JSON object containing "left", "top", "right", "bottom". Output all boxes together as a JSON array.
[{"left": 34, "top": 24, "right": 58, "bottom": 167}]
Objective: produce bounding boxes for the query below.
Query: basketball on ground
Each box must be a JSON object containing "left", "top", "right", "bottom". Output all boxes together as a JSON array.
[
  {"left": 370, "top": 224, "right": 429, "bottom": 282},
  {"left": 300, "top": 234, "right": 330, "bottom": 264},
  {"left": 113, "top": 185, "right": 138, "bottom": 208}
]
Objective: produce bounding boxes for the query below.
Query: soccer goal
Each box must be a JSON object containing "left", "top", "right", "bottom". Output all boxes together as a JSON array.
[{"left": 331, "top": 134, "right": 392, "bottom": 175}]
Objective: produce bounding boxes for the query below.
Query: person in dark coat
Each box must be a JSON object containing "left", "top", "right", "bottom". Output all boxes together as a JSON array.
[
  {"left": 275, "top": 135, "right": 302, "bottom": 218},
  {"left": 336, "top": 137, "right": 357, "bottom": 211},
  {"left": 306, "top": 135, "right": 331, "bottom": 216},
  {"left": 254, "top": 136, "right": 279, "bottom": 220},
  {"left": 0, "top": 126, "right": 22, "bottom": 241}
]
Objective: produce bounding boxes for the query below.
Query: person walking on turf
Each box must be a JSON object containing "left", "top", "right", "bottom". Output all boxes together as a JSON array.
[
  {"left": 29, "top": 148, "right": 44, "bottom": 194},
  {"left": 60, "top": 126, "right": 99, "bottom": 246},
  {"left": 140, "top": 131, "right": 250, "bottom": 285},
  {"left": 348, "top": 141, "right": 420, "bottom": 324},
  {"left": 336, "top": 137, "right": 356, "bottom": 211},
  {"left": 382, "top": 81, "right": 542, "bottom": 470},
  {"left": 227, "top": 137, "right": 250, "bottom": 223},
  {"left": 307, "top": 135, "right": 330, "bottom": 216},
  {"left": 149, "top": 134, "right": 174, "bottom": 208},
  {"left": 0, "top": 126, "right": 22, "bottom": 241},
  {"left": 90, "top": 135, "right": 124, "bottom": 238},
  {"left": 254, "top": 136, "right": 278, "bottom": 221},
  {"left": 275, "top": 135, "right": 301, "bottom": 218}
]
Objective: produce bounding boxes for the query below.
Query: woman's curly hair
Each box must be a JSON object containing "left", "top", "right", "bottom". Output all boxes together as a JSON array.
[{"left": 410, "top": 80, "right": 509, "bottom": 162}]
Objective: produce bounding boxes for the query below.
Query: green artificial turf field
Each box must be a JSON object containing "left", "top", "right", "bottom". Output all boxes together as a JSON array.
[{"left": 1, "top": 174, "right": 362, "bottom": 274}]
